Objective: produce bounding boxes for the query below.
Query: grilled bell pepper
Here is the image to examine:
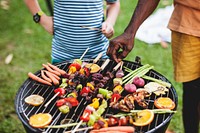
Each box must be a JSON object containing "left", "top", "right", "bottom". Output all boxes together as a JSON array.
[
  {"left": 79, "top": 67, "right": 90, "bottom": 77},
  {"left": 68, "top": 66, "right": 77, "bottom": 74},
  {"left": 80, "top": 87, "right": 90, "bottom": 96},
  {"left": 84, "top": 67, "right": 90, "bottom": 77},
  {"left": 76, "top": 84, "right": 83, "bottom": 90},
  {"left": 113, "top": 85, "right": 123, "bottom": 94},
  {"left": 56, "top": 99, "right": 66, "bottom": 107},
  {"left": 99, "top": 88, "right": 113, "bottom": 99},
  {"left": 111, "top": 93, "right": 121, "bottom": 102},
  {"left": 80, "top": 109, "right": 92, "bottom": 122},
  {"left": 86, "top": 82, "right": 95, "bottom": 90},
  {"left": 54, "top": 88, "right": 66, "bottom": 97},
  {"left": 65, "top": 97, "right": 79, "bottom": 107},
  {"left": 67, "top": 91, "right": 78, "bottom": 98},
  {"left": 69, "top": 63, "right": 81, "bottom": 71},
  {"left": 89, "top": 98, "right": 99, "bottom": 109}
]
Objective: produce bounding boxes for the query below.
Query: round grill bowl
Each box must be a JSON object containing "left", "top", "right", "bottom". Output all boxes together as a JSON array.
[{"left": 15, "top": 59, "right": 178, "bottom": 133}]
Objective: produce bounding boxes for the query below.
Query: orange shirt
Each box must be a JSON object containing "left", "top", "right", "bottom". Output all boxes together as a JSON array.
[{"left": 168, "top": 0, "right": 200, "bottom": 37}]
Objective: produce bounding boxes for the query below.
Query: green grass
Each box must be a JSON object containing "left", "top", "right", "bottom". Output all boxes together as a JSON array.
[{"left": 0, "top": 0, "right": 183, "bottom": 133}]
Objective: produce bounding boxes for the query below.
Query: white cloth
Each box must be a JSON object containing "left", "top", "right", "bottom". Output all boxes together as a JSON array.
[{"left": 135, "top": 5, "right": 174, "bottom": 44}]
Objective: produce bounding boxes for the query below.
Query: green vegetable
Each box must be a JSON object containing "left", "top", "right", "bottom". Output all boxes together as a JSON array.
[
  {"left": 99, "top": 88, "right": 113, "bottom": 99},
  {"left": 58, "top": 105, "right": 70, "bottom": 114},
  {"left": 96, "top": 107, "right": 105, "bottom": 115},
  {"left": 88, "top": 115, "right": 97, "bottom": 126},
  {"left": 76, "top": 84, "right": 83, "bottom": 90},
  {"left": 142, "top": 75, "right": 171, "bottom": 88},
  {"left": 112, "top": 109, "right": 177, "bottom": 118},
  {"left": 99, "top": 99, "right": 107, "bottom": 109},
  {"left": 123, "top": 64, "right": 153, "bottom": 84},
  {"left": 59, "top": 78, "right": 68, "bottom": 88}
]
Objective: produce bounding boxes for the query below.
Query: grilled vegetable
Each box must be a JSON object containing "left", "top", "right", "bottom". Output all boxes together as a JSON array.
[
  {"left": 56, "top": 99, "right": 66, "bottom": 107},
  {"left": 73, "top": 59, "right": 82, "bottom": 65},
  {"left": 113, "top": 78, "right": 123, "bottom": 87},
  {"left": 80, "top": 109, "right": 92, "bottom": 122},
  {"left": 44, "top": 70, "right": 60, "bottom": 85},
  {"left": 54, "top": 88, "right": 66, "bottom": 97},
  {"left": 28, "top": 72, "right": 52, "bottom": 86},
  {"left": 89, "top": 98, "right": 100, "bottom": 109},
  {"left": 59, "top": 105, "right": 70, "bottom": 114},
  {"left": 47, "top": 62, "right": 67, "bottom": 75},
  {"left": 69, "top": 63, "right": 81, "bottom": 71},
  {"left": 65, "top": 97, "right": 79, "bottom": 107},
  {"left": 99, "top": 88, "right": 112, "bottom": 99},
  {"left": 110, "top": 93, "right": 121, "bottom": 103},
  {"left": 80, "top": 87, "right": 91, "bottom": 96},
  {"left": 132, "top": 76, "right": 145, "bottom": 87},
  {"left": 42, "top": 64, "right": 61, "bottom": 76},
  {"left": 113, "top": 85, "right": 123, "bottom": 94},
  {"left": 115, "top": 69, "right": 124, "bottom": 78},
  {"left": 124, "top": 83, "right": 136, "bottom": 93}
]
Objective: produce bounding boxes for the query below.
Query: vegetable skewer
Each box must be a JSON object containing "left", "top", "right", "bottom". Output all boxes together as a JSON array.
[{"left": 44, "top": 48, "right": 90, "bottom": 108}]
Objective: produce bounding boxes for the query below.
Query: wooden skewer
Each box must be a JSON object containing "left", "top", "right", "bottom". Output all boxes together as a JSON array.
[
  {"left": 44, "top": 92, "right": 60, "bottom": 108},
  {"left": 44, "top": 48, "right": 89, "bottom": 108},
  {"left": 71, "top": 112, "right": 90, "bottom": 133},
  {"left": 80, "top": 47, "right": 89, "bottom": 60}
]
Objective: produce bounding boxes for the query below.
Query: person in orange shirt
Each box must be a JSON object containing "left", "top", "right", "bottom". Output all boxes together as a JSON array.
[{"left": 107, "top": 0, "right": 200, "bottom": 133}]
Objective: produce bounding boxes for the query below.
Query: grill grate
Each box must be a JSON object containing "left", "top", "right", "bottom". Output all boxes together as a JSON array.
[{"left": 15, "top": 58, "right": 178, "bottom": 133}]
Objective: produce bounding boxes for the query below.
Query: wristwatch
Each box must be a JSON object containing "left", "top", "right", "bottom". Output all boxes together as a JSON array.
[{"left": 33, "top": 11, "right": 44, "bottom": 23}]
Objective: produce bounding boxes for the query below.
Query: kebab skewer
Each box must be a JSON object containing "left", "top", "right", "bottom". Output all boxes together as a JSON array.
[{"left": 44, "top": 48, "right": 89, "bottom": 108}]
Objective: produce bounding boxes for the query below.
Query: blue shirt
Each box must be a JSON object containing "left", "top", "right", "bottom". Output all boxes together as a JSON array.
[{"left": 52, "top": 0, "right": 117, "bottom": 63}]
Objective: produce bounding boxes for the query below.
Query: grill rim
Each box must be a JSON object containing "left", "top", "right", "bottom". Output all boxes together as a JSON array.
[{"left": 15, "top": 59, "right": 178, "bottom": 133}]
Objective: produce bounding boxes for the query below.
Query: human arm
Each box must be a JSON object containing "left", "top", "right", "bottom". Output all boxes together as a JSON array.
[
  {"left": 24, "top": 0, "right": 53, "bottom": 34},
  {"left": 102, "top": 0, "right": 120, "bottom": 39},
  {"left": 107, "top": 0, "right": 160, "bottom": 62}
]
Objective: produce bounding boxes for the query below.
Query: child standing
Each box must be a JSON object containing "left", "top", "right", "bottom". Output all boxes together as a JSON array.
[{"left": 24, "top": 0, "right": 120, "bottom": 63}]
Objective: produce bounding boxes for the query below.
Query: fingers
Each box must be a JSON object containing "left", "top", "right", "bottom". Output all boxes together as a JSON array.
[
  {"left": 107, "top": 42, "right": 121, "bottom": 63},
  {"left": 102, "top": 22, "right": 114, "bottom": 39}
]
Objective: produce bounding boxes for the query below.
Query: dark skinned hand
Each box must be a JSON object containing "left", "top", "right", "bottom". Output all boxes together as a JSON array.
[{"left": 106, "top": 32, "right": 134, "bottom": 63}]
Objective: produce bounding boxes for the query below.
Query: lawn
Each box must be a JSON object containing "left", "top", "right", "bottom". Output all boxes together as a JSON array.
[{"left": 0, "top": 0, "right": 183, "bottom": 133}]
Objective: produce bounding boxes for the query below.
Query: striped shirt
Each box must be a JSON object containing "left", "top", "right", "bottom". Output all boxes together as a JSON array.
[{"left": 52, "top": 0, "right": 117, "bottom": 63}]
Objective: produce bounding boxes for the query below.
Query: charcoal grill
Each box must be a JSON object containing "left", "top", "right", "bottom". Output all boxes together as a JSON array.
[{"left": 15, "top": 57, "right": 178, "bottom": 133}]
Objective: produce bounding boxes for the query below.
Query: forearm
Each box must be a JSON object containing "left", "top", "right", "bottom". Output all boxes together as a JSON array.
[
  {"left": 124, "top": 0, "right": 160, "bottom": 38},
  {"left": 24, "top": 0, "right": 42, "bottom": 15},
  {"left": 105, "top": 0, "right": 120, "bottom": 26}
]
